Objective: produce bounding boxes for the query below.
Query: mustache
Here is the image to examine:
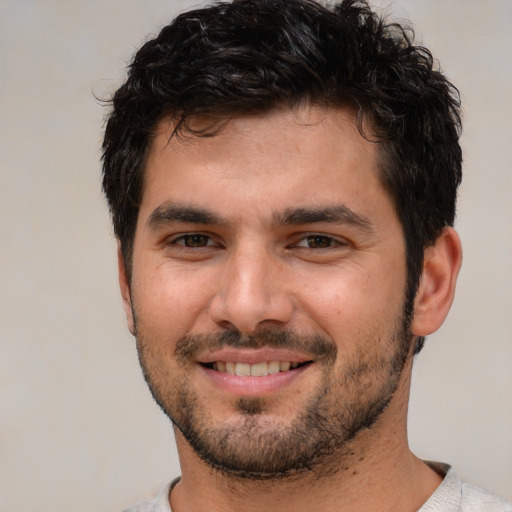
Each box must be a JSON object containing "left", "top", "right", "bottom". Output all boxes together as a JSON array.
[{"left": 174, "top": 328, "right": 337, "bottom": 363}]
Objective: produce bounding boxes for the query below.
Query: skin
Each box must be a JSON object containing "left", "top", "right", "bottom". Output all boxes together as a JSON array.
[{"left": 118, "top": 106, "right": 462, "bottom": 512}]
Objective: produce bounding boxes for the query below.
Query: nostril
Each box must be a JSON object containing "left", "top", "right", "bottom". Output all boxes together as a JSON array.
[
  {"left": 213, "top": 319, "right": 241, "bottom": 333},
  {"left": 208, "top": 271, "right": 294, "bottom": 333}
]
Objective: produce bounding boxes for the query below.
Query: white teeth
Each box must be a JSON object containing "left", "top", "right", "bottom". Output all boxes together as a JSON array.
[
  {"left": 211, "top": 360, "right": 303, "bottom": 376},
  {"left": 235, "top": 362, "right": 251, "bottom": 377},
  {"left": 267, "top": 360, "right": 280, "bottom": 374},
  {"left": 250, "top": 362, "right": 268, "bottom": 376}
]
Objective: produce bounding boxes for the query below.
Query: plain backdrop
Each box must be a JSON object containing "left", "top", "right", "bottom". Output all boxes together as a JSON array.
[{"left": 1, "top": 1, "right": 511, "bottom": 510}]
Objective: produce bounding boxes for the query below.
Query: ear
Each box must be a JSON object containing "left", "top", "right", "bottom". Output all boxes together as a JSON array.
[
  {"left": 412, "top": 227, "right": 463, "bottom": 337},
  {"left": 117, "top": 243, "right": 136, "bottom": 335}
]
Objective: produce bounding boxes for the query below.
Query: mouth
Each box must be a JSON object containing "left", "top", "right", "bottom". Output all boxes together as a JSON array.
[
  {"left": 196, "top": 348, "right": 315, "bottom": 396},
  {"left": 200, "top": 360, "right": 312, "bottom": 377}
]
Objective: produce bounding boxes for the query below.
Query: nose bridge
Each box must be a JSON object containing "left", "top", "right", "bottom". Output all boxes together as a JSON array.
[{"left": 209, "top": 239, "right": 293, "bottom": 333}]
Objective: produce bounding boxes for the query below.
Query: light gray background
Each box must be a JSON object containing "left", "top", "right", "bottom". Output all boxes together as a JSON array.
[{"left": 1, "top": 1, "right": 510, "bottom": 510}]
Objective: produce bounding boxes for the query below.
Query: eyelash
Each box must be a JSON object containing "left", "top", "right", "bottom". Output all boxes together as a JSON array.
[
  {"left": 168, "top": 233, "right": 347, "bottom": 250},
  {"left": 170, "top": 234, "right": 219, "bottom": 248},
  {"left": 292, "top": 234, "right": 347, "bottom": 249}
]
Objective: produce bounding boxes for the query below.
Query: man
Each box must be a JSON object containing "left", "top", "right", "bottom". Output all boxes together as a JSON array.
[{"left": 101, "top": 0, "right": 511, "bottom": 511}]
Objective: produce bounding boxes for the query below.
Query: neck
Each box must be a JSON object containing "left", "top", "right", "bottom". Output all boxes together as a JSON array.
[{"left": 170, "top": 362, "right": 442, "bottom": 512}]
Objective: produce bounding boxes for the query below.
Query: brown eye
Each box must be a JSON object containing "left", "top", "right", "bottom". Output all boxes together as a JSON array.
[
  {"left": 179, "top": 234, "right": 211, "bottom": 247},
  {"left": 306, "top": 235, "right": 333, "bottom": 248}
]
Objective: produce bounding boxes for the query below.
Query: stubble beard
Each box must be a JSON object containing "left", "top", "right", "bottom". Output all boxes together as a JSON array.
[{"left": 135, "top": 314, "right": 413, "bottom": 481}]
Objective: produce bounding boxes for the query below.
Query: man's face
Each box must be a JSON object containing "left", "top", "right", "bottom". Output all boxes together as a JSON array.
[{"left": 123, "top": 107, "right": 413, "bottom": 478}]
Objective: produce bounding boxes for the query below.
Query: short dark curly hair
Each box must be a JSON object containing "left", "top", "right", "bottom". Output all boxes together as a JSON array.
[{"left": 102, "top": 0, "right": 462, "bottom": 352}]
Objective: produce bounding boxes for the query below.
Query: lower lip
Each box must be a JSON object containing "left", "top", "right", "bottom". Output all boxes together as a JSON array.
[{"left": 199, "top": 364, "right": 311, "bottom": 396}]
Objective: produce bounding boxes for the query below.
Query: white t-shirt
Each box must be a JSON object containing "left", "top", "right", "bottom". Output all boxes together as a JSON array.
[{"left": 122, "top": 464, "right": 511, "bottom": 512}]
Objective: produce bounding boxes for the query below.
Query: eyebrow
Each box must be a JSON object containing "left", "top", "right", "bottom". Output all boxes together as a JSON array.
[
  {"left": 146, "top": 202, "right": 373, "bottom": 232},
  {"left": 273, "top": 205, "right": 373, "bottom": 232},
  {"left": 146, "top": 203, "right": 227, "bottom": 229}
]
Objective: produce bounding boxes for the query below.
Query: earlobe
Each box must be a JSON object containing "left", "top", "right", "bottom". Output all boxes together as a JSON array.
[
  {"left": 412, "top": 227, "right": 463, "bottom": 337},
  {"left": 117, "top": 244, "right": 136, "bottom": 335}
]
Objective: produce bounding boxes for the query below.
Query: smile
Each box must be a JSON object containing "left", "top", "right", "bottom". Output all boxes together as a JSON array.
[{"left": 202, "top": 360, "right": 311, "bottom": 376}]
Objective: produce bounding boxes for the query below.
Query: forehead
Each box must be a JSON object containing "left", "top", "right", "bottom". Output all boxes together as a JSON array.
[{"left": 140, "top": 106, "right": 391, "bottom": 226}]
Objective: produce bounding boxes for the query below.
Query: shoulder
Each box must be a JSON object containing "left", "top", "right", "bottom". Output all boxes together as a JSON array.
[
  {"left": 121, "top": 480, "right": 175, "bottom": 512},
  {"left": 421, "top": 463, "right": 511, "bottom": 512},
  {"left": 121, "top": 497, "right": 156, "bottom": 512},
  {"left": 460, "top": 481, "right": 512, "bottom": 512}
]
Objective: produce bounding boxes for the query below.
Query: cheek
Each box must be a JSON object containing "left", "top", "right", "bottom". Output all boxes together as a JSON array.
[
  {"left": 297, "top": 259, "right": 407, "bottom": 341},
  {"left": 132, "top": 264, "right": 214, "bottom": 337}
]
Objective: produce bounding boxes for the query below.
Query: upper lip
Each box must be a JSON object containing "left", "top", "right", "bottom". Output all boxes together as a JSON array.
[{"left": 196, "top": 347, "right": 313, "bottom": 365}]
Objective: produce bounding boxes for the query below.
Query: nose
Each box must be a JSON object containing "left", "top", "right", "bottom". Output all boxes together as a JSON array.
[{"left": 208, "top": 244, "right": 294, "bottom": 334}]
